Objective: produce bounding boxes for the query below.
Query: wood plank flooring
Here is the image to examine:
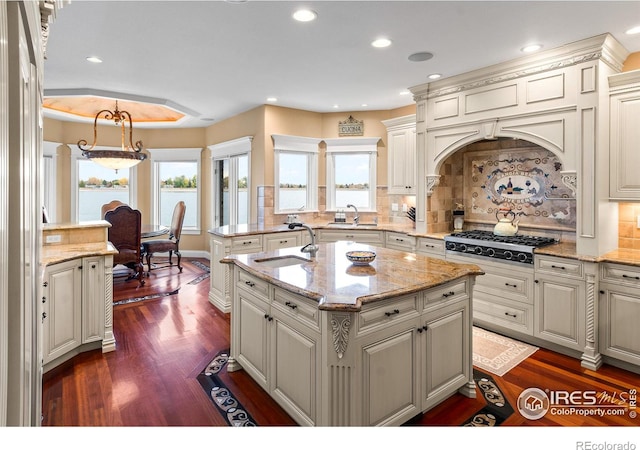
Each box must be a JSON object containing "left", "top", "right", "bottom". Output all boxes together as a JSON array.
[{"left": 42, "top": 259, "right": 640, "bottom": 436}]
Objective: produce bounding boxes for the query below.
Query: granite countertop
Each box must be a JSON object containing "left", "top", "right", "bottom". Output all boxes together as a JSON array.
[
  {"left": 221, "top": 241, "right": 484, "bottom": 312},
  {"left": 41, "top": 242, "right": 118, "bottom": 266},
  {"left": 43, "top": 220, "right": 111, "bottom": 231},
  {"left": 598, "top": 248, "right": 640, "bottom": 267}
]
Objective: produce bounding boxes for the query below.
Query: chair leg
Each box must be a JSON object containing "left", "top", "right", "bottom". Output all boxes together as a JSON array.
[
  {"left": 137, "top": 261, "right": 145, "bottom": 286},
  {"left": 176, "top": 250, "right": 182, "bottom": 272},
  {"left": 146, "top": 252, "right": 152, "bottom": 275}
]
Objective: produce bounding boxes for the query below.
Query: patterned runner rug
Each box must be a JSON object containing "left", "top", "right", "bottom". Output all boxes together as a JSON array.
[{"left": 473, "top": 326, "right": 538, "bottom": 377}]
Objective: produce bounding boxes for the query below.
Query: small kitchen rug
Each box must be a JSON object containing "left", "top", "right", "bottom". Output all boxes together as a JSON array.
[
  {"left": 472, "top": 326, "right": 538, "bottom": 377},
  {"left": 196, "top": 349, "right": 258, "bottom": 427},
  {"left": 462, "top": 369, "right": 514, "bottom": 426}
]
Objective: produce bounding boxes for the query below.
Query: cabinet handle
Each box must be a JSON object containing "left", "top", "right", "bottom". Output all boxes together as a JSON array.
[
  {"left": 42, "top": 312, "right": 47, "bottom": 320},
  {"left": 417, "top": 327, "right": 423, "bottom": 333},
  {"left": 442, "top": 291, "right": 455, "bottom": 298},
  {"left": 42, "top": 296, "right": 46, "bottom": 304},
  {"left": 505, "top": 283, "right": 517, "bottom": 288},
  {"left": 504, "top": 312, "right": 517, "bottom": 318},
  {"left": 622, "top": 274, "right": 640, "bottom": 280},
  {"left": 424, "top": 244, "right": 435, "bottom": 248},
  {"left": 263, "top": 314, "right": 273, "bottom": 321},
  {"left": 551, "top": 265, "right": 566, "bottom": 270},
  {"left": 78, "top": 266, "right": 82, "bottom": 270},
  {"left": 384, "top": 309, "right": 400, "bottom": 317},
  {"left": 267, "top": 316, "right": 273, "bottom": 322},
  {"left": 242, "top": 241, "right": 252, "bottom": 245},
  {"left": 285, "top": 301, "right": 298, "bottom": 310},
  {"left": 346, "top": 235, "right": 354, "bottom": 239},
  {"left": 42, "top": 281, "right": 48, "bottom": 287},
  {"left": 396, "top": 238, "right": 404, "bottom": 242},
  {"left": 422, "top": 325, "right": 428, "bottom": 331},
  {"left": 245, "top": 280, "right": 255, "bottom": 287}
]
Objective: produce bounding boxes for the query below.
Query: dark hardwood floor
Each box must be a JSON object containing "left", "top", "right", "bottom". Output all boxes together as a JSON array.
[{"left": 42, "top": 258, "right": 640, "bottom": 435}]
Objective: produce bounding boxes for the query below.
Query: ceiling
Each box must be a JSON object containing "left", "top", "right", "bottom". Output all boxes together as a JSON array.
[{"left": 43, "top": 0, "right": 640, "bottom": 129}]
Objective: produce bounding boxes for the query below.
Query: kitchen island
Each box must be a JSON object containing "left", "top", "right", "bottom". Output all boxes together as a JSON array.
[{"left": 221, "top": 241, "right": 483, "bottom": 426}]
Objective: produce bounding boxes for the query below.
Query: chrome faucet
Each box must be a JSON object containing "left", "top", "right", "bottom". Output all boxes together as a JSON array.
[
  {"left": 287, "top": 222, "right": 319, "bottom": 257},
  {"left": 346, "top": 204, "right": 359, "bottom": 225}
]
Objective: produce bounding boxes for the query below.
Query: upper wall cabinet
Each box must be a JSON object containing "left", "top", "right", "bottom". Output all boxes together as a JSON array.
[
  {"left": 609, "top": 70, "right": 640, "bottom": 200},
  {"left": 382, "top": 115, "right": 416, "bottom": 195}
]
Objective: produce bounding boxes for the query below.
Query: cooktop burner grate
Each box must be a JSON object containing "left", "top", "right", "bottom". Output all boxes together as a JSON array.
[{"left": 448, "top": 230, "right": 557, "bottom": 247}]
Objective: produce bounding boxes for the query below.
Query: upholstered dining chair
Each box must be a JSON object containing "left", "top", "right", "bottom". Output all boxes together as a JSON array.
[
  {"left": 101, "top": 200, "right": 127, "bottom": 219},
  {"left": 142, "top": 201, "right": 186, "bottom": 275},
  {"left": 104, "top": 205, "right": 145, "bottom": 286}
]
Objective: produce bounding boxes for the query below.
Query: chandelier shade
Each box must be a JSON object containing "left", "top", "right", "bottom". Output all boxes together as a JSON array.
[{"left": 78, "top": 100, "right": 147, "bottom": 171}]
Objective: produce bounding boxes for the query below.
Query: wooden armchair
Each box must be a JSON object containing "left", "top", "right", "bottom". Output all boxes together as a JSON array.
[
  {"left": 104, "top": 205, "right": 145, "bottom": 286},
  {"left": 142, "top": 201, "right": 186, "bottom": 275},
  {"left": 101, "top": 200, "right": 127, "bottom": 219}
]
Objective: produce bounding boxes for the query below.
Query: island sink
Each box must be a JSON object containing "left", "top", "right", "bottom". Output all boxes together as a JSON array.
[{"left": 253, "top": 255, "right": 310, "bottom": 268}]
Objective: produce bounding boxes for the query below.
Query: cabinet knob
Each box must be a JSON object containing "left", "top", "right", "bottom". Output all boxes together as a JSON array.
[
  {"left": 91, "top": 264, "right": 96, "bottom": 269},
  {"left": 42, "top": 312, "right": 47, "bottom": 320},
  {"left": 42, "top": 281, "right": 48, "bottom": 287},
  {"left": 534, "top": 279, "right": 539, "bottom": 283},
  {"left": 42, "top": 296, "right": 46, "bottom": 304},
  {"left": 422, "top": 325, "right": 428, "bottom": 331},
  {"left": 599, "top": 290, "right": 605, "bottom": 295}
]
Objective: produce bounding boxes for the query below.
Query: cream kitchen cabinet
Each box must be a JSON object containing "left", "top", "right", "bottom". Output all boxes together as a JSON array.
[
  {"left": 42, "top": 255, "right": 108, "bottom": 368},
  {"left": 385, "top": 231, "right": 416, "bottom": 252},
  {"left": 599, "top": 262, "right": 640, "bottom": 367},
  {"left": 415, "top": 236, "right": 445, "bottom": 258},
  {"left": 608, "top": 70, "right": 640, "bottom": 200},
  {"left": 382, "top": 114, "right": 417, "bottom": 195},
  {"left": 263, "top": 230, "right": 303, "bottom": 251},
  {"left": 315, "top": 228, "right": 384, "bottom": 245},
  {"left": 233, "top": 270, "right": 321, "bottom": 426},
  {"left": 533, "top": 255, "right": 586, "bottom": 353}
]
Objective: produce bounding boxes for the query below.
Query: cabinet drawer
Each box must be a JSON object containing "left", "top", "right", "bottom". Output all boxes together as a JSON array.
[
  {"left": 473, "top": 295, "right": 533, "bottom": 334},
  {"left": 316, "top": 229, "right": 384, "bottom": 245},
  {"left": 237, "top": 270, "right": 270, "bottom": 301},
  {"left": 230, "top": 235, "right": 263, "bottom": 253},
  {"left": 385, "top": 232, "right": 415, "bottom": 251},
  {"left": 416, "top": 237, "right": 445, "bottom": 257},
  {"left": 600, "top": 262, "right": 640, "bottom": 288},
  {"left": 423, "top": 279, "right": 468, "bottom": 310},
  {"left": 357, "top": 295, "right": 419, "bottom": 334},
  {"left": 535, "top": 255, "right": 583, "bottom": 279},
  {"left": 474, "top": 270, "right": 532, "bottom": 304},
  {"left": 273, "top": 288, "right": 320, "bottom": 332}
]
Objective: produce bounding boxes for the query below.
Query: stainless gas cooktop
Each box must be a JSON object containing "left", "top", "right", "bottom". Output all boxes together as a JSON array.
[{"left": 444, "top": 230, "right": 558, "bottom": 265}]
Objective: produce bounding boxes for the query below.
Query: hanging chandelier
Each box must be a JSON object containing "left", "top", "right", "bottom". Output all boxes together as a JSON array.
[{"left": 78, "top": 100, "right": 147, "bottom": 172}]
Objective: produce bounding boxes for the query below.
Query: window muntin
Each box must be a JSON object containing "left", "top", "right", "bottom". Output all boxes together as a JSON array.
[
  {"left": 209, "top": 137, "right": 252, "bottom": 227},
  {"left": 272, "top": 135, "right": 320, "bottom": 213},
  {"left": 149, "top": 148, "right": 201, "bottom": 233},
  {"left": 325, "top": 137, "right": 379, "bottom": 212}
]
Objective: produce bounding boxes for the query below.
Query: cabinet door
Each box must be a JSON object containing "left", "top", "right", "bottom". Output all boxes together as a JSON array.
[
  {"left": 599, "top": 286, "right": 640, "bottom": 366},
  {"left": 361, "top": 324, "right": 419, "bottom": 426},
  {"left": 236, "top": 288, "right": 270, "bottom": 389},
  {"left": 42, "top": 259, "right": 82, "bottom": 364},
  {"left": 534, "top": 275, "right": 585, "bottom": 351},
  {"left": 421, "top": 300, "right": 469, "bottom": 410},
  {"left": 387, "top": 127, "right": 416, "bottom": 195},
  {"left": 270, "top": 312, "right": 319, "bottom": 426},
  {"left": 82, "top": 256, "right": 105, "bottom": 343},
  {"left": 209, "top": 236, "right": 229, "bottom": 313},
  {"left": 610, "top": 88, "right": 640, "bottom": 199}
]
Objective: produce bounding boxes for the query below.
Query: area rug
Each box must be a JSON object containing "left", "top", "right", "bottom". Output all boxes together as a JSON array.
[
  {"left": 472, "top": 326, "right": 538, "bottom": 377},
  {"left": 196, "top": 349, "right": 257, "bottom": 427},
  {"left": 462, "top": 369, "right": 514, "bottom": 426}
]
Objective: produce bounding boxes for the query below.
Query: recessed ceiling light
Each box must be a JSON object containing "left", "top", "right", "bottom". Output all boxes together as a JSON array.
[
  {"left": 428, "top": 73, "right": 441, "bottom": 80},
  {"left": 371, "top": 38, "right": 392, "bottom": 48},
  {"left": 293, "top": 9, "right": 317, "bottom": 22},
  {"left": 399, "top": 90, "right": 411, "bottom": 96},
  {"left": 408, "top": 52, "right": 433, "bottom": 62},
  {"left": 201, "top": 117, "right": 215, "bottom": 122},
  {"left": 267, "top": 97, "right": 277, "bottom": 102},
  {"left": 626, "top": 25, "right": 640, "bottom": 35},
  {"left": 361, "top": 103, "right": 368, "bottom": 107},
  {"left": 521, "top": 44, "right": 543, "bottom": 53},
  {"left": 86, "top": 56, "right": 102, "bottom": 63},
  {"left": 333, "top": 104, "right": 339, "bottom": 109}
]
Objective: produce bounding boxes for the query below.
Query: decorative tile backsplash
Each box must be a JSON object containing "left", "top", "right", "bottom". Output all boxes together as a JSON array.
[
  {"left": 428, "top": 138, "right": 576, "bottom": 237},
  {"left": 619, "top": 203, "right": 640, "bottom": 250}
]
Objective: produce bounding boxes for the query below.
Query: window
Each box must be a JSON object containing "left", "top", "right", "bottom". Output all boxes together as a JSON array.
[
  {"left": 325, "top": 137, "right": 379, "bottom": 211},
  {"left": 273, "top": 134, "right": 320, "bottom": 213},
  {"left": 71, "top": 146, "right": 138, "bottom": 222},
  {"left": 149, "top": 148, "right": 201, "bottom": 233},
  {"left": 209, "top": 137, "right": 252, "bottom": 227},
  {"left": 42, "top": 142, "right": 58, "bottom": 222}
]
